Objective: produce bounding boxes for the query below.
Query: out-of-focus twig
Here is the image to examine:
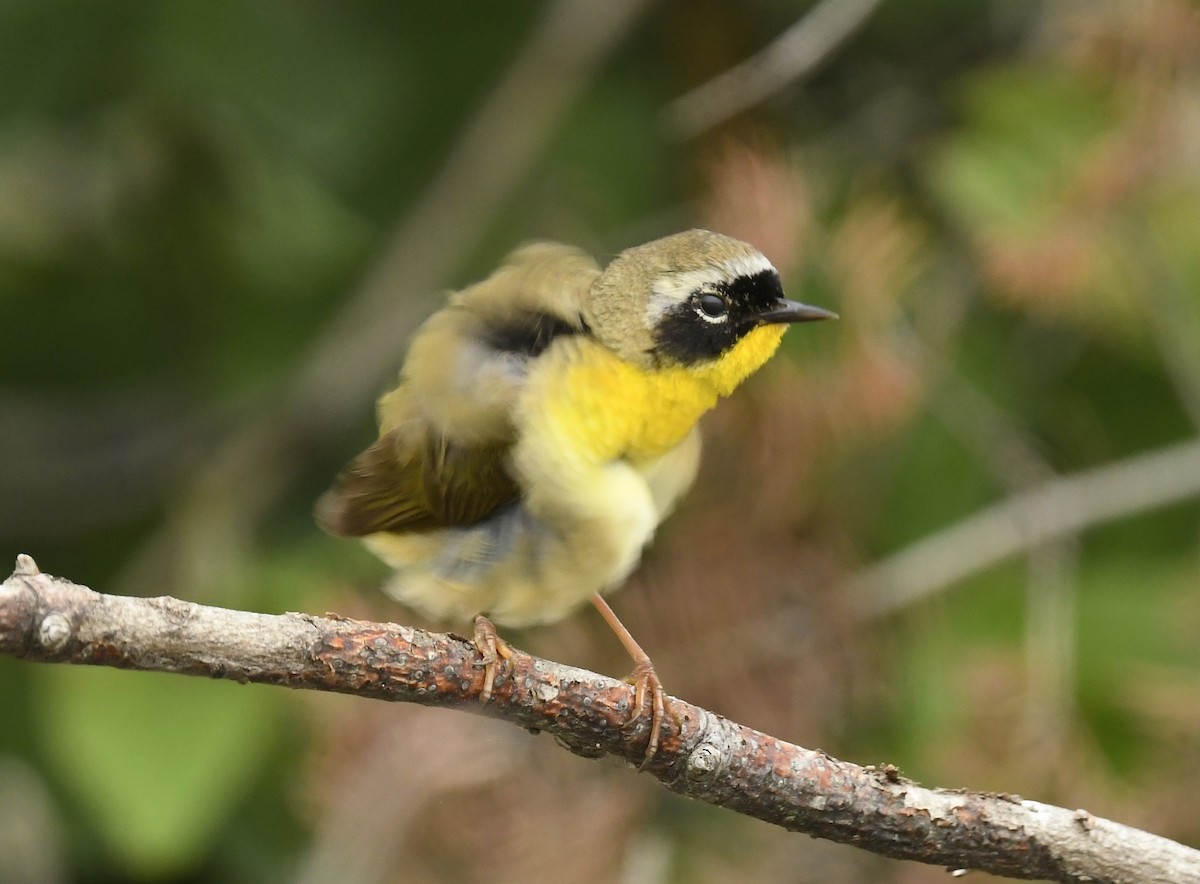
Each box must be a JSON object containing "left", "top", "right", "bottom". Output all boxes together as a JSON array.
[
  {"left": 4, "top": 554, "right": 1199, "bottom": 883},
  {"left": 857, "top": 436, "right": 1200, "bottom": 615},
  {"left": 663, "top": 0, "right": 885, "bottom": 140}
]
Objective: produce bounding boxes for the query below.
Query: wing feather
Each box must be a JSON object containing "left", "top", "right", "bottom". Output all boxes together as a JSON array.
[
  {"left": 315, "top": 417, "right": 520, "bottom": 536},
  {"left": 316, "top": 242, "right": 600, "bottom": 538}
]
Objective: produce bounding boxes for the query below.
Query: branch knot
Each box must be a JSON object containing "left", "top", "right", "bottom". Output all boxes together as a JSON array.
[
  {"left": 37, "top": 612, "right": 73, "bottom": 653},
  {"left": 686, "top": 740, "right": 725, "bottom": 783}
]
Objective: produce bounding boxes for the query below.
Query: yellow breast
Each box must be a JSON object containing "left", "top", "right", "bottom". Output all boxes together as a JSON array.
[{"left": 525, "top": 324, "right": 787, "bottom": 466}]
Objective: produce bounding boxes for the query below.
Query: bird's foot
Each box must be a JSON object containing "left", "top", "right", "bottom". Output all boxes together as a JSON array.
[
  {"left": 590, "top": 593, "right": 673, "bottom": 766},
  {"left": 472, "top": 614, "right": 513, "bottom": 704},
  {"left": 623, "top": 656, "right": 668, "bottom": 768}
]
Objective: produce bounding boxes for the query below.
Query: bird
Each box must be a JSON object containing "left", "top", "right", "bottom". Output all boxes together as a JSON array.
[{"left": 315, "top": 229, "right": 836, "bottom": 761}]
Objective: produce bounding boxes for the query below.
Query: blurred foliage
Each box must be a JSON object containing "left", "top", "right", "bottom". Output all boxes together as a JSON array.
[{"left": 2, "top": 1, "right": 1199, "bottom": 882}]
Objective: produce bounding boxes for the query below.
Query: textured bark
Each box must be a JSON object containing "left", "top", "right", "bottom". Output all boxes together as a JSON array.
[{"left": 2, "top": 555, "right": 1197, "bottom": 883}]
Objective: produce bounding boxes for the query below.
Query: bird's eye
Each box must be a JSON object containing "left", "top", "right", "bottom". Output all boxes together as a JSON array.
[{"left": 697, "top": 293, "right": 727, "bottom": 319}]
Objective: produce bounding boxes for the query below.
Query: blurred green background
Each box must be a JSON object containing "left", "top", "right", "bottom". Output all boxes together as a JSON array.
[{"left": 2, "top": 1, "right": 1199, "bottom": 882}]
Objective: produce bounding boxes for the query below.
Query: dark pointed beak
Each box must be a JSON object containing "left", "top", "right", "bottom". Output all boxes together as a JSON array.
[{"left": 758, "top": 299, "right": 839, "bottom": 324}]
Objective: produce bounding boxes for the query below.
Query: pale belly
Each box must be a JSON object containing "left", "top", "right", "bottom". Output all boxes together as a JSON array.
[
  {"left": 365, "top": 429, "right": 700, "bottom": 627},
  {"left": 366, "top": 459, "right": 654, "bottom": 627}
]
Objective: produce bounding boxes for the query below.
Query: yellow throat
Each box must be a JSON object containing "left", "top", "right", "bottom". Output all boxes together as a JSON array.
[{"left": 528, "top": 324, "right": 788, "bottom": 466}]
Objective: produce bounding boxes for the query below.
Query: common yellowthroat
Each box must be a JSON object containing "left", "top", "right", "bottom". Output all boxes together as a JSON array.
[{"left": 317, "top": 229, "right": 835, "bottom": 759}]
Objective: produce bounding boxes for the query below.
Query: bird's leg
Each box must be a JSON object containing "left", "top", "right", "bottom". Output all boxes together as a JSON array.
[
  {"left": 473, "top": 614, "right": 514, "bottom": 704},
  {"left": 590, "top": 593, "right": 666, "bottom": 766}
]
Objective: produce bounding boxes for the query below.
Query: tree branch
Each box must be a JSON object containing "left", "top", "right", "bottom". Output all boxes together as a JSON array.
[
  {"left": 663, "top": 0, "right": 884, "bottom": 139},
  {"left": 2, "top": 556, "right": 1197, "bottom": 882},
  {"left": 856, "top": 436, "right": 1200, "bottom": 616}
]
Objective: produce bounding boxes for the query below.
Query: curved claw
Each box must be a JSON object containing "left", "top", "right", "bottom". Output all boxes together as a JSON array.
[
  {"left": 473, "top": 614, "right": 513, "bottom": 703},
  {"left": 625, "top": 657, "right": 667, "bottom": 767},
  {"left": 591, "top": 593, "right": 672, "bottom": 766}
]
